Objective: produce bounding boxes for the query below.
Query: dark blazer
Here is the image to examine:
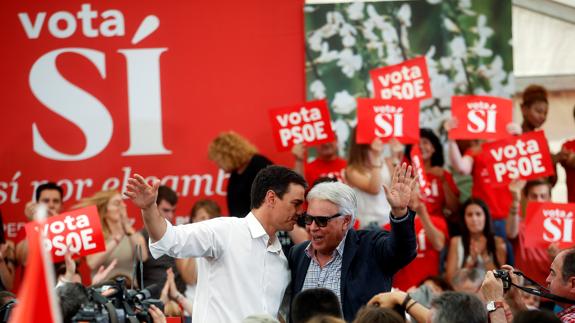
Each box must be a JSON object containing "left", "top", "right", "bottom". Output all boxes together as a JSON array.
[{"left": 288, "top": 210, "right": 417, "bottom": 322}]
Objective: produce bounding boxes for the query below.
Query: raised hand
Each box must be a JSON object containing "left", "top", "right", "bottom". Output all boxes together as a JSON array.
[
  {"left": 124, "top": 174, "right": 160, "bottom": 210},
  {"left": 384, "top": 163, "right": 418, "bottom": 217},
  {"left": 291, "top": 144, "right": 306, "bottom": 161},
  {"left": 91, "top": 258, "right": 118, "bottom": 286}
]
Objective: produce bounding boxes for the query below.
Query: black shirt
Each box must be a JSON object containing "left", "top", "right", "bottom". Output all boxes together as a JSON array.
[{"left": 226, "top": 154, "right": 273, "bottom": 217}]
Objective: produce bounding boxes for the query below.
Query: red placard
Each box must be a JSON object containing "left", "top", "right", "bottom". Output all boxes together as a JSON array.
[
  {"left": 449, "top": 95, "right": 513, "bottom": 140},
  {"left": 410, "top": 146, "right": 432, "bottom": 198},
  {"left": 25, "top": 206, "right": 106, "bottom": 262},
  {"left": 269, "top": 100, "right": 335, "bottom": 151},
  {"left": 356, "top": 98, "right": 419, "bottom": 144},
  {"left": 481, "top": 131, "right": 554, "bottom": 185},
  {"left": 370, "top": 56, "right": 432, "bottom": 101},
  {"left": 524, "top": 202, "right": 575, "bottom": 249}
]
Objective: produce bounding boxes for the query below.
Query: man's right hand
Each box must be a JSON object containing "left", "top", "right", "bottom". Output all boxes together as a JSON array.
[{"left": 124, "top": 174, "right": 160, "bottom": 210}]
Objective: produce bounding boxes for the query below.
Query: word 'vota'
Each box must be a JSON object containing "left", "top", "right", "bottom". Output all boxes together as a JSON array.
[
  {"left": 18, "top": 3, "right": 125, "bottom": 39},
  {"left": 377, "top": 66, "right": 426, "bottom": 100}
]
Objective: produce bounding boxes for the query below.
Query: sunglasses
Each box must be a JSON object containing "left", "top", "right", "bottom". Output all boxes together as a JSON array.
[{"left": 302, "top": 213, "right": 344, "bottom": 227}]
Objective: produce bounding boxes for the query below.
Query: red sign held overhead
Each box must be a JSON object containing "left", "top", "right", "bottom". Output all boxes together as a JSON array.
[
  {"left": 370, "top": 56, "right": 432, "bottom": 101},
  {"left": 25, "top": 206, "right": 106, "bottom": 262},
  {"left": 356, "top": 98, "right": 419, "bottom": 144},
  {"left": 524, "top": 202, "right": 575, "bottom": 249},
  {"left": 449, "top": 95, "right": 513, "bottom": 140},
  {"left": 269, "top": 100, "right": 335, "bottom": 151},
  {"left": 482, "top": 131, "right": 554, "bottom": 185}
]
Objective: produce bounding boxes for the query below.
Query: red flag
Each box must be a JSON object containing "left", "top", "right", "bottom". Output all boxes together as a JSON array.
[{"left": 10, "top": 218, "right": 61, "bottom": 323}]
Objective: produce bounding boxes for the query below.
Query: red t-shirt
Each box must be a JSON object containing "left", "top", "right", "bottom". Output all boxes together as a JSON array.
[
  {"left": 422, "top": 170, "right": 460, "bottom": 218},
  {"left": 512, "top": 222, "right": 551, "bottom": 286},
  {"left": 385, "top": 216, "right": 449, "bottom": 291},
  {"left": 562, "top": 139, "right": 575, "bottom": 203},
  {"left": 465, "top": 149, "right": 513, "bottom": 220},
  {"left": 304, "top": 157, "right": 347, "bottom": 185}
]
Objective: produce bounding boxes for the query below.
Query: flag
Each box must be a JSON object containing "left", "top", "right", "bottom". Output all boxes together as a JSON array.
[{"left": 9, "top": 207, "right": 61, "bottom": 323}]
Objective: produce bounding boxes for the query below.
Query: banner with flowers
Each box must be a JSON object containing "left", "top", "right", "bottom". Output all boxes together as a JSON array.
[{"left": 304, "top": 0, "right": 513, "bottom": 155}]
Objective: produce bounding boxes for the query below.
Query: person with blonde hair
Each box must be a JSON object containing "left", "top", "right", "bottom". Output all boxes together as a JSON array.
[
  {"left": 208, "top": 131, "right": 273, "bottom": 218},
  {"left": 75, "top": 190, "right": 148, "bottom": 284}
]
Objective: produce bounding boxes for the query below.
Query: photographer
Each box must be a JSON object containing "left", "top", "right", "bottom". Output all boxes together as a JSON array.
[{"left": 481, "top": 248, "right": 575, "bottom": 323}]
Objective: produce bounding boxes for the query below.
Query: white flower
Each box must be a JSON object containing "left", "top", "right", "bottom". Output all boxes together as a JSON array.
[
  {"left": 332, "top": 118, "right": 351, "bottom": 156},
  {"left": 381, "top": 21, "right": 399, "bottom": 44},
  {"left": 458, "top": 0, "right": 472, "bottom": 9},
  {"left": 362, "top": 20, "right": 379, "bottom": 42},
  {"left": 367, "top": 79, "right": 374, "bottom": 98},
  {"left": 400, "top": 25, "right": 410, "bottom": 50},
  {"left": 475, "top": 15, "right": 494, "bottom": 40},
  {"left": 310, "top": 80, "right": 326, "bottom": 100},
  {"left": 430, "top": 73, "right": 455, "bottom": 107},
  {"left": 443, "top": 18, "right": 460, "bottom": 33},
  {"left": 347, "top": 2, "right": 365, "bottom": 21},
  {"left": 315, "top": 42, "right": 339, "bottom": 63},
  {"left": 337, "top": 48, "right": 362, "bottom": 78},
  {"left": 397, "top": 4, "right": 412, "bottom": 27},
  {"left": 308, "top": 31, "right": 323, "bottom": 52},
  {"left": 318, "top": 12, "right": 341, "bottom": 38},
  {"left": 440, "top": 57, "right": 453, "bottom": 70},
  {"left": 331, "top": 90, "right": 356, "bottom": 115},
  {"left": 449, "top": 36, "right": 467, "bottom": 59},
  {"left": 340, "top": 23, "right": 357, "bottom": 48},
  {"left": 304, "top": 6, "right": 315, "bottom": 13},
  {"left": 367, "top": 5, "right": 386, "bottom": 30},
  {"left": 427, "top": 0, "right": 442, "bottom": 4}
]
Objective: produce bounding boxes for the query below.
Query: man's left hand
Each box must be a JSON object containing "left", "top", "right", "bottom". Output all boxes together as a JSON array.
[{"left": 384, "top": 163, "right": 418, "bottom": 217}]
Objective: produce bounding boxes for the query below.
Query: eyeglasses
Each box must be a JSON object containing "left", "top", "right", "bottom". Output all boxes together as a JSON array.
[{"left": 303, "top": 213, "right": 343, "bottom": 227}]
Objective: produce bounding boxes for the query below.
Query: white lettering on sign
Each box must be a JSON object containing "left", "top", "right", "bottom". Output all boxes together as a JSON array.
[
  {"left": 542, "top": 208, "right": 574, "bottom": 243},
  {"left": 489, "top": 139, "right": 545, "bottom": 182},
  {"left": 377, "top": 66, "right": 426, "bottom": 99},
  {"left": 374, "top": 105, "right": 403, "bottom": 137},
  {"left": 467, "top": 101, "right": 497, "bottom": 133},
  {"left": 276, "top": 107, "right": 327, "bottom": 147},
  {"left": 18, "top": 4, "right": 125, "bottom": 39},
  {"left": 40, "top": 214, "right": 97, "bottom": 256}
]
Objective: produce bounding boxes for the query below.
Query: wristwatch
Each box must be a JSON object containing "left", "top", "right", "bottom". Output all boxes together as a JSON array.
[{"left": 486, "top": 301, "right": 504, "bottom": 313}]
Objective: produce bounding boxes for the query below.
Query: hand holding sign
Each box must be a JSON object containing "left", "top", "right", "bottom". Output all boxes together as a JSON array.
[
  {"left": 482, "top": 131, "right": 554, "bottom": 184},
  {"left": 269, "top": 100, "right": 335, "bottom": 151},
  {"left": 25, "top": 206, "right": 106, "bottom": 262},
  {"left": 357, "top": 98, "right": 420, "bottom": 144},
  {"left": 525, "top": 202, "right": 575, "bottom": 249},
  {"left": 449, "top": 96, "right": 513, "bottom": 140},
  {"left": 125, "top": 174, "right": 160, "bottom": 210},
  {"left": 370, "top": 56, "right": 432, "bottom": 100}
]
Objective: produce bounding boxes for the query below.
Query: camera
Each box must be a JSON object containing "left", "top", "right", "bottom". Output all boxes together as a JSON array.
[
  {"left": 72, "top": 277, "right": 163, "bottom": 323},
  {"left": 493, "top": 269, "right": 512, "bottom": 291}
]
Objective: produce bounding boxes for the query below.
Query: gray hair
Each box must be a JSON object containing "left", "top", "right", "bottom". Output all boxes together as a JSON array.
[
  {"left": 306, "top": 182, "right": 357, "bottom": 229},
  {"left": 430, "top": 292, "right": 487, "bottom": 323}
]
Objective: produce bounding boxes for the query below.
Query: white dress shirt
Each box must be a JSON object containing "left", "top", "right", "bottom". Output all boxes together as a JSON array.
[{"left": 149, "top": 212, "right": 290, "bottom": 323}]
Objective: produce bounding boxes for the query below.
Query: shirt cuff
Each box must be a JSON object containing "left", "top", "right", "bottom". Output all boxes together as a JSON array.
[
  {"left": 389, "top": 210, "right": 411, "bottom": 223},
  {"left": 149, "top": 219, "right": 174, "bottom": 259}
]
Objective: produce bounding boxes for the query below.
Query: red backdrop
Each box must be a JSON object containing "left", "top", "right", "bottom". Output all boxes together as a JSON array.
[{"left": 0, "top": 1, "right": 306, "bottom": 242}]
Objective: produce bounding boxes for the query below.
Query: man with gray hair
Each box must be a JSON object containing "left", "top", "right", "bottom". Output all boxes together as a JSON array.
[
  {"left": 429, "top": 292, "right": 487, "bottom": 323},
  {"left": 288, "top": 163, "right": 418, "bottom": 321}
]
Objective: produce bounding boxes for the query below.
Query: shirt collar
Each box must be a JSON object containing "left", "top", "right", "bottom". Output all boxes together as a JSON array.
[{"left": 246, "top": 212, "right": 282, "bottom": 254}]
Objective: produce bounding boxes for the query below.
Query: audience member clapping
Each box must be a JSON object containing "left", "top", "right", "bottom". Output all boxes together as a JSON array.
[{"left": 75, "top": 190, "right": 148, "bottom": 285}]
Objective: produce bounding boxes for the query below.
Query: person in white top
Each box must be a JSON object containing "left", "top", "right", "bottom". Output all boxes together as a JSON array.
[{"left": 124, "top": 166, "right": 308, "bottom": 323}]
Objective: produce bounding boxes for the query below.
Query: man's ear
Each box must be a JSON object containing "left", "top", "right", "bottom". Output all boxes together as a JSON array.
[
  {"left": 342, "top": 215, "right": 352, "bottom": 231},
  {"left": 264, "top": 190, "right": 276, "bottom": 208},
  {"left": 569, "top": 276, "right": 575, "bottom": 293}
]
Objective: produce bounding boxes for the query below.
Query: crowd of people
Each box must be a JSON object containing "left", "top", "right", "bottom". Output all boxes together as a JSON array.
[{"left": 0, "top": 85, "right": 574, "bottom": 323}]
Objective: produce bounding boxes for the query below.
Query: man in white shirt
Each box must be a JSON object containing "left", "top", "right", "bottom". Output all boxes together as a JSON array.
[{"left": 124, "top": 166, "right": 307, "bottom": 322}]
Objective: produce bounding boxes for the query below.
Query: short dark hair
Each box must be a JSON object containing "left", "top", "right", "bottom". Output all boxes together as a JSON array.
[
  {"left": 523, "top": 179, "right": 551, "bottom": 197},
  {"left": 57, "top": 282, "right": 89, "bottom": 323},
  {"left": 353, "top": 306, "right": 404, "bottom": 323},
  {"left": 156, "top": 185, "right": 178, "bottom": 206},
  {"left": 512, "top": 310, "right": 561, "bottom": 323},
  {"left": 430, "top": 292, "right": 487, "bottom": 323},
  {"left": 250, "top": 166, "right": 307, "bottom": 209},
  {"left": 561, "top": 248, "right": 575, "bottom": 283},
  {"left": 35, "top": 182, "right": 63, "bottom": 202},
  {"left": 291, "top": 288, "right": 342, "bottom": 323}
]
